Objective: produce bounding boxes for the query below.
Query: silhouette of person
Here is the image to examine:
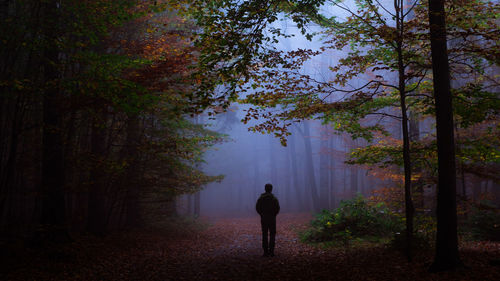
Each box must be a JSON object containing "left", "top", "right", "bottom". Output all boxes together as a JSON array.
[{"left": 256, "top": 183, "right": 280, "bottom": 257}]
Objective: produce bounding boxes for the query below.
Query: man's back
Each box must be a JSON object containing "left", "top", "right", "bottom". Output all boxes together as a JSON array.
[{"left": 256, "top": 192, "right": 280, "bottom": 218}]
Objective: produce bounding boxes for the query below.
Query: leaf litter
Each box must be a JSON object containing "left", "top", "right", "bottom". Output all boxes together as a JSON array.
[{"left": 1, "top": 213, "right": 499, "bottom": 280}]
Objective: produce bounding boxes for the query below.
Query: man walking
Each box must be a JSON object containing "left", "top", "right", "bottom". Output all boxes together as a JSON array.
[{"left": 256, "top": 183, "right": 280, "bottom": 257}]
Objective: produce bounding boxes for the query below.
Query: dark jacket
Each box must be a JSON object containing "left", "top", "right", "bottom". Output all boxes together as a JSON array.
[{"left": 256, "top": 192, "right": 280, "bottom": 217}]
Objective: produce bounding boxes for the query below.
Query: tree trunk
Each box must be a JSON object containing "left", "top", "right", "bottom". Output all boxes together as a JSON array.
[
  {"left": 302, "top": 122, "right": 320, "bottom": 211},
  {"left": 193, "top": 115, "right": 201, "bottom": 217},
  {"left": 269, "top": 135, "right": 278, "bottom": 186},
  {"left": 194, "top": 192, "right": 200, "bottom": 217},
  {"left": 39, "top": 0, "right": 69, "bottom": 242},
  {"left": 349, "top": 138, "right": 358, "bottom": 197},
  {"left": 284, "top": 144, "right": 292, "bottom": 211},
  {"left": 410, "top": 112, "right": 424, "bottom": 212},
  {"left": 187, "top": 194, "right": 192, "bottom": 215},
  {"left": 124, "top": 114, "right": 143, "bottom": 228},
  {"left": 427, "top": 0, "right": 462, "bottom": 271},
  {"left": 319, "top": 125, "right": 329, "bottom": 210},
  {"left": 253, "top": 145, "right": 260, "bottom": 200},
  {"left": 396, "top": 1, "right": 414, "bottom": 262},
  {"left": 0, "top": 95, "right": 20, "bottom": 227},
  {"left": 350, "top": 166, "right": 358, "bottom": 196},
  {"left": 289, "top": 131, "right": 304, "bottom": 210},
  {"left": 329, "top": 134, "right": 336, "bottom": 209},
  {"left": 399, "top": 86, "right": 414, "bottom": 263},
  {"left": 454, "top": 124, "right": 467, "bottom": 200},
  {"left": 87, "top": 110, "right": 107, "bottom": 236}
]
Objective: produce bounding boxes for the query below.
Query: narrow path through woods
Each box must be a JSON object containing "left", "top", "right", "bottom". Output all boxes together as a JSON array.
[{"left": 3, "top": 213, "right": 500, "bottom": 280}]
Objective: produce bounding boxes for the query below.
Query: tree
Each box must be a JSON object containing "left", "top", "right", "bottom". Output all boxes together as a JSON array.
[
  {"left": 299, "top": 122, "right": 321, "bottom": 211},
  {"left": 0, "top": 0, "right": 226, "bottom": 237},
  {"left": 39, "top": 0, "right": 69, "bottom": 242},
  {"left": 427, "top": 0, "right": 462, "bottom": 271}
]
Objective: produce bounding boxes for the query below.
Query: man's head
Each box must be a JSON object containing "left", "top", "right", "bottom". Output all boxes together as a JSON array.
[{"left": 265, "top": 183, "right": 273, "bottom": 193}]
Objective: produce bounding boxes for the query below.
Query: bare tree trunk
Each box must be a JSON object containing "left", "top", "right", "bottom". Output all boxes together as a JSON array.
[
  {"left": 329, "top": 134, "right": 336, "bottom": 209},
  {"left": 39, "top": 0, "right": 69, "bottom": 242},
  {"left": 284, "top": 144, "right": 292, "bottom": 211},
  {"left": 0, "top": 96, "right": 21, "bottom": 227},
  {"left": 194, "top": 192, "right": 200, "bottom": 217},
  {"left": 253, "top": 146, "right": 260, "bottom": 200},
  {"left": 410, "top": 112, "right": 424, "bottom": 212},
  {"left": 269, "top": 135, "right": 278, "bottom": 185},
  {"left": 124, "top": 114, "right": 143, "bottom": 228},
  {"left": 396, "top": 0, "right": 414, "bottom": 262},
  {"left": 319, "top": 125, "right": 329, "bottom": 210},
  {"left": 87, "top": 110, "right": 107, "bottom": 236},
  {"left": 427, "top": 0, "right": 462, "bottom": 271},
  {"left": 193, "top": 115, "right": 201, "bottom": 217},
  {"left": 454, "top": 124, "right": 467, "bottom": 200},
  {"left": 302, "top": 122, "right": 320, "bottom": 211},
  {"left": 349, "top": 138, "right": 358, "bottom": 197},
  {"left": 343, "top": 140, "right": 348, "bottom": 199},
  {"left": 350, "top": 166, "right": 358, "bottom": 196},
  {"left": 289, "top": 131, "right": 303, "bottom": 210}
]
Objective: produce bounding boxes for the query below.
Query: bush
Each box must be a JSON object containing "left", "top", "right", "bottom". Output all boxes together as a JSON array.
[
  {"left": 466, "top": 202, "right": 500, "bottom": 241},
  {"left": 413, "top": 214, "right": 437, "bottom": 242},
  {"left": 301, "top": 195, "right": 401, "bottom": 243}
]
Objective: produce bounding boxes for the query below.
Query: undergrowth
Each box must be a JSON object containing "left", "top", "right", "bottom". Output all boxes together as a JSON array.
[{"left": 300, "top": 195, "right": 402, "bottom": 247}]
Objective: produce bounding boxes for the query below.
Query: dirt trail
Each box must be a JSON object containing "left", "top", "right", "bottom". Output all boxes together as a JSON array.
[
  {"left": 3, "top": 213, "right": 500, "bottom": 280},
  {"left": 89, "top": 213, "right": 500, "bottom": 280}
]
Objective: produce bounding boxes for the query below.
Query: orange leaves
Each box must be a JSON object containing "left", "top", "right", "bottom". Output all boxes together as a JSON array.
[{"left": 118, "top": 12, "right": 198, "bottom": 97}]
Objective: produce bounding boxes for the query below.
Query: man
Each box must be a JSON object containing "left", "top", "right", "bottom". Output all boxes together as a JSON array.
[{"left": 255, "top": 183, "right": 280, "bottom": 257}]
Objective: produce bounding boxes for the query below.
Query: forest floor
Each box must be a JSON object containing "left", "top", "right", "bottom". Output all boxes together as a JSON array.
[{"left": 1, "top": 213, "right": 500, "bottom": 280}]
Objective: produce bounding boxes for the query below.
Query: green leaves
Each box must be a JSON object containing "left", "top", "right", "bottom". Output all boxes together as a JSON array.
[
  {"left": 301, "top": 195, "right": 401, "bottom": 243},
  {"left": 453, "top": 85, "right": 500, "bottom": 128}
]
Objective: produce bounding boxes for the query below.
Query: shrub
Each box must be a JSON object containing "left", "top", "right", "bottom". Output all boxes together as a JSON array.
[
  {"left": 301, "top": 195, "right": 402, "bottom": 243},
  {"left": 413, "top": 214, "right": 437, "bottom": 242},
  {"left": 466, "top": 201, "right": 500, "bottom": 241}
]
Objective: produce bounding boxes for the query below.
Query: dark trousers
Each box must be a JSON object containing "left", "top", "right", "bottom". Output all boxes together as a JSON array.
[{"left": 260, "top": 216, "right": 276, "bottom": 252}]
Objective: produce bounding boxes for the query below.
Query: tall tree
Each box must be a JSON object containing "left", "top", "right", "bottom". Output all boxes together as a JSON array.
[
  {"left": 0, "top": 0, "right": 228, "bottom": 237},
  {"left": 427, "top": 0, "right": 462, "bottom": 271},
  {"left": 87, "top": 109, "right": 108, "bottom": 236},
  {"left": 39, "top": 0, "right": 69, "bottom": 242},
  {"left": 123, "top": 114, "right": 142, "bottom": 228},
  {"left": 319, "top": 125, "right": 330, "bottom": 210},
  {"left": 288, "top": 129, "right": 305, "bottom": 210},
  {"left": 300, "top": 122, "right": 320, "bottom": 211}
]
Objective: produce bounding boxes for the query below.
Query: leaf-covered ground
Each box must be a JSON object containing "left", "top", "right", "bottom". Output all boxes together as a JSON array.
[{"left": 2, "top": 213, "right": 499, "bottom": 280}]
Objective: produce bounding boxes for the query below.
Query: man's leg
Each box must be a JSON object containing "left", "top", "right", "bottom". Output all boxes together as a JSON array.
[
  {"left": 269, "top": 219, "right": 276, "bottom": 257},
  {"left": 261, "top": 221, "right": 269, "bottom": 256}
]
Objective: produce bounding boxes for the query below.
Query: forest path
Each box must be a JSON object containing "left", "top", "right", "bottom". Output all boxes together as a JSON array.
[
  {"left": 76, "top": 213, "right": 500, "bottom": 280},
  {"left": 120, "top": 213, "right": 381, "bottom": 280},
  {"left": 3, "top": 213, "right": 500, "bottom": 280}
]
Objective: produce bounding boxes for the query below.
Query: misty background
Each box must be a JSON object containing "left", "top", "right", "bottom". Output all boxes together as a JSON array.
[
  {"left": 177, "top": 0, "right": 499, "bottom": 217},
  {"left": 180, "top": 2, "right": 410, "bottom": 217}
]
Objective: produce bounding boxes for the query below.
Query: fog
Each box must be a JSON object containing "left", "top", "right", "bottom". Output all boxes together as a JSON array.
[
  {"left": 187, "top": 114, "right": 387, "bottom": 217},
  {"left": 175, "top": 0, "right": 499, "bottom": 218},
  {"left": 178, "top": 1, "right": 403, "bottom": 217}
]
